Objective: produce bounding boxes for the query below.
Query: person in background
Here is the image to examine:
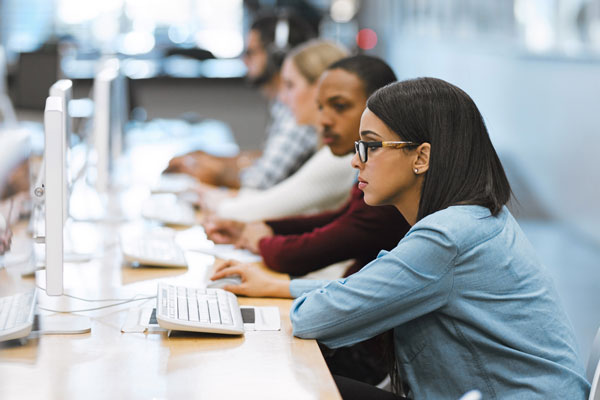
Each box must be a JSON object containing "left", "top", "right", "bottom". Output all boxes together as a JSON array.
[
  {"left": 203, "top": 39, "right": 354, "bottom": 222},
  {"left": 0, "top": 214, "right": 11, "bottom": 255},
  {"left": 204, "top": 55, "right": 407, "bottom": 279},
  {"left": 204, "top": 56, "right": 410, "bottom": 386},
  {"left": 0, "top": 197, "right": 18, "bottom": 256},
  {"left": 165, "top": 13, "right": 318, "bottom": 190},
  {"left": 211, "top": 78, "right": 590, "bottom": 399}
]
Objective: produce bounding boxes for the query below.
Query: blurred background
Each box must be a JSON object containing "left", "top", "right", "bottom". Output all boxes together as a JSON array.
[{"left": 0, "top": 0, "right": 599, "bottom": 360}]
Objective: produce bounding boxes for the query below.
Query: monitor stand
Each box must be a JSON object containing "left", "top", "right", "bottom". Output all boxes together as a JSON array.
[{"left": 34, "top": 313, "right": 91, "bottom": 335}]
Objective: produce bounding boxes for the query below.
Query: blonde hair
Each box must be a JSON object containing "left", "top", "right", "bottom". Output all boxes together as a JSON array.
[{"left": 287, "top": 39, "right": 348, "bottom": 84}]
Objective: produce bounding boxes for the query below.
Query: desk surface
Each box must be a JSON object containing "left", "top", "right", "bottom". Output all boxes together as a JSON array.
[{"left": 0, "top": 219, "right": 340, "bottom": 399}]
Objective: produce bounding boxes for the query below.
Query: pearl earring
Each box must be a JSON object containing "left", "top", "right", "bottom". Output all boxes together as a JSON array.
[{"left": 414, "top": 169, "right": 418, "bottom": 174}]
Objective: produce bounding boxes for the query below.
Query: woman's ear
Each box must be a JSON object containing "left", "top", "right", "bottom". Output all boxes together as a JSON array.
[{"left": 413, "top": 143, "right": 430, "bottom": 174}]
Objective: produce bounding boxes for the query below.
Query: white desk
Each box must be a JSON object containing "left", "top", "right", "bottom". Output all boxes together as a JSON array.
[{"left": 0, "top": 218, "right": 340, "bottom": 399}]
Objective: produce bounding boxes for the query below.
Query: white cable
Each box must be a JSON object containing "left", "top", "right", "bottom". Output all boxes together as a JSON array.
[
  {"left": 36, "top": 284, "right": 156, "bottom": 313},
  {"left": 36, "top": 284, "right": 152, "bottom": 302},
  {"left": 37, "top": 296, "right": 155, "bottom": 314}
]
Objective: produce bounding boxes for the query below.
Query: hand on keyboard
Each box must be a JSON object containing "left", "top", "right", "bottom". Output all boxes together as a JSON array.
[
  {"left": 210, "top": 259, "right": 290, "bottom": 298},
  {"left": 203, "top": 217, "right": 245, "bottom": 245}
]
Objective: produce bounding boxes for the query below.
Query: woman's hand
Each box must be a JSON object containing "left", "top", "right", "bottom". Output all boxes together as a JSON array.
[
  {"left": 235, "top": 222, "right": 274, "bottom": 254},
  {"left": 210, "top": 259, "right": 291, "bottom": 298},
  {"left": 164, "top": 152, "right": 229, "bottom": 187},
  {"left": 194, "top": 183, "right": 237, "bottom": 212},
  {"left": 164, "top": 153, "right": 191, "bottom": 174},
  {"left": 0, "top": 228, "right": 12, "bottom": 255},
  {"left": 0, "top": 197, "right": 17, "bottom": 255},
  {"left": 203, "top": 217, "right": 246, "bottom": 244}
]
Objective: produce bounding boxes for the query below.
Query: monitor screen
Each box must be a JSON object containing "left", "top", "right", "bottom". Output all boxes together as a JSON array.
[
  {"left": 43, "top": 96, "right": 66, "bottom": 296},
  {"left": 93, "top": 60, "right": 128, "bottom": 192},
  {"left": 49, "top": 79, "right": 72, "bottom": 221},
  {"left": 92, "top": 58, "right": 129, "bottom": 192}
]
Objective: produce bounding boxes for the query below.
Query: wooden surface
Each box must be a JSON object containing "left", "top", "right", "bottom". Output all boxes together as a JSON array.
[{"left": 0, "top": 215, "right": 340, "bottom": 400}]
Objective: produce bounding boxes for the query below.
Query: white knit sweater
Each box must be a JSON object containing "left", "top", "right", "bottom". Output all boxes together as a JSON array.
[{"left": 216, "top": 147, "right": 355, "bottom": 222}]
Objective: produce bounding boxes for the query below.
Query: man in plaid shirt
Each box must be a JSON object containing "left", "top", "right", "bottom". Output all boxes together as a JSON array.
[
  {"left": 239, "top": 100, "right": 316, "bottom": 190},
  {"left": 166, "top": 13, "right": 317, "bottom": 190}
]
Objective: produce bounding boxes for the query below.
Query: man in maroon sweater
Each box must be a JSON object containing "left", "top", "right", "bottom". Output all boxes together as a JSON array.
[
  {"left": 257, "top": 185, "right": 406, "bottom": 277},
  {"left": 205, "top": 56, "right": 410, "bottom": 386},
  {"left": 205, "top": 55, "right": 410, "bottom": 279}
]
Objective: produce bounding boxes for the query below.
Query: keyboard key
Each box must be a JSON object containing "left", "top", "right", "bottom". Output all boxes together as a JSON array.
[
  {"left": 208, "top": 299, "right": 220, "bottom": 324},
  {"left": 177, "top": 296, "right": 188, "bottom": 320},
  {"left": 188, "top": 297, "right": 199, "bottom": 322},
  {"left": 0, "top": 299, "right": 11, "bottom": 329},
  {"left": 6, "top": 304, "right": 18, "bottom": 329},
  {"left": 198, "top": 298, "right": 210, "bottom": 323}
]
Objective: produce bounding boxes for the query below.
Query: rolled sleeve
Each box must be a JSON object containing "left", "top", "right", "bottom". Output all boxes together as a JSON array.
[
  {"left": 289, "top": 227, "right": 457, "bottom": 348},
  {"left": 289, "top": 279, "right": 329, "bottom": 298}
]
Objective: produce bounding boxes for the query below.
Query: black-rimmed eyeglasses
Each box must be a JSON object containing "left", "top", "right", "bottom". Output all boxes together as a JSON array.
[{"left": 354, "top": 140, "right": 420, "bottom": 163}]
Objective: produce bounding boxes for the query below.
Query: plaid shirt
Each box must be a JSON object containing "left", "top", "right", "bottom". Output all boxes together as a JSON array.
[{"left": 240, "top": 101, "right": 317, "bottom": 190}]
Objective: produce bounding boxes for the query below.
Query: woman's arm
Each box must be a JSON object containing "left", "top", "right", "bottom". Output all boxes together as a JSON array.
[
  {"left": 210, "top": 259, "right": 298, "bottom": 298},
  {"left": 289, "top": 227, "right": 457, "bottom": 348},
  {"left": 217, "top": 149, "right": 355, "bottom": 223},
  {"left": 259, "top": 193, "right": 409, "bottom": 276}
]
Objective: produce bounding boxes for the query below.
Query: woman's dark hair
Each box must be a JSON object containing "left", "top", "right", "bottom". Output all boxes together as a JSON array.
[
  {"left": 367, "top": 77, "right": 512, "bottom": 220},
  {"left": 326, "top": 55, "right": 397, "bottom": 97}
]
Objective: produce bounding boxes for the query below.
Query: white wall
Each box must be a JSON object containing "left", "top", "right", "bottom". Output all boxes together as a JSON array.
[{"left": 382, "top": 37, "right": 600, "bottom": 243}]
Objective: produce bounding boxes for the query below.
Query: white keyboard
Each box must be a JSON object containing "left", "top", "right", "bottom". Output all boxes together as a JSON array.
[
  {"left": 156, "top": 283, "right": 244, "bottom": 335},
  {"left": 152, "top": 173, "right": 199, "bottom": 194},
  {"left": 0, "top": 289, "right": 37, "bottom": 342},
  {"left": 121, "top": 235, "right": 187, "bottom": 268},
  {"left": 141, "top": 194, "right": 197, "bottom": 226}
]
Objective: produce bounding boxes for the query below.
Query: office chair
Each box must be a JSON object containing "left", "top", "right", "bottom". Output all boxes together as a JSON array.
[
  {"left": 588, "top": 327, "right": 600, "bottom": 400},
  {"left": 376, "top": 374, "right": 391, "bottom": 391},
  {"left": 457, "top": 389, "right": 482, "bottom": 400},
  {"left": 590, "top": 357, "right": 600, "bottom": 400},
  {"left": 589, "top": 327, "right": 600, "bottom": 383}
]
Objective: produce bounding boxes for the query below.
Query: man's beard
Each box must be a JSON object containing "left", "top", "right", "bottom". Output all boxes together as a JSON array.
[{"left": 246, "top": 63, "right": 277, "bottom": 88}]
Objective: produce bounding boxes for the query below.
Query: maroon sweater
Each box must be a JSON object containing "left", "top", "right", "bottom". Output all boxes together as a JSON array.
[{"left": 258, "top": 184, "right": 410, "bottom": 277}]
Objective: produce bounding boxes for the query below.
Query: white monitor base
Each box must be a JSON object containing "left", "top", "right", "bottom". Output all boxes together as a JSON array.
[{"left": 36, "top": 313, "right": 91, "bottom": 335}]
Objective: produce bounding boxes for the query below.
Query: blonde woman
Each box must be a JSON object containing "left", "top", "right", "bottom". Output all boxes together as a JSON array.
[{"left": 212, "top": 40, "right": 355, "bottom": 221}]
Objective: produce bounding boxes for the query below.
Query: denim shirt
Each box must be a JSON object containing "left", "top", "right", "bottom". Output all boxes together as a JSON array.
[{"left": 289, "top": 206, "right": 589, "bottom": 399}]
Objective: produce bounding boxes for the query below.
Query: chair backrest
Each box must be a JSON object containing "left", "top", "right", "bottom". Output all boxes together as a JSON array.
[
  {"left": 588, "top": 327, "right": 600, "bottom": 382},
  {"left": 590, "top": 357, "right": 600, "bottom": 400},
  {"left": 458, "top": 390, "right": 482, "bottom": 400}
]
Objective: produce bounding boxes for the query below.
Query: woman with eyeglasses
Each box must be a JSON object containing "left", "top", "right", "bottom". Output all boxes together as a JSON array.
[
  {"left": 205, "top": 55, "right": 410, "bottom": 386},
  {"left": 212, "top": 78, "right": 589, "bottom": 399}
]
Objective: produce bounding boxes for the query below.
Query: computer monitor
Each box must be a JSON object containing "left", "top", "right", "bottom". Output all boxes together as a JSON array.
[
  {"left": 93, "top": 59, "right": 128, "bottom": 192},
  {"left": 43, "top": 96, "right": 66, "bottom": 296},
  {"left": 49, "top": 79, "right": 72, "bottom": 221},
  {"left": 36, "top": 97, "right": 93, "bottom": 336},
  {"left": 49, "top": 79, "right": 72, "bottom": 141},
  {"left": 0, "top": 45, "right": 7, "bottom": 96}
]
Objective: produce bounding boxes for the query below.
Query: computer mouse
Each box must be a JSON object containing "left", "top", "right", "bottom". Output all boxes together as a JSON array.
[{"left": 206, "top": 275, "right": 242, "bottom": 289}]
